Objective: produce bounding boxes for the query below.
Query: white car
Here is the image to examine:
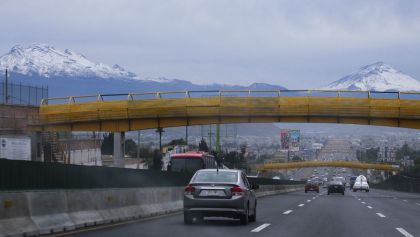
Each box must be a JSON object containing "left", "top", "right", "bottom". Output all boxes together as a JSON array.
[{"left": 352, "top": 175, "right": 369, "bottom": 192}]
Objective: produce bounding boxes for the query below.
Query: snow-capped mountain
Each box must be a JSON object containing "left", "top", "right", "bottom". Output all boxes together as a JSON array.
[
  {"left": 0, "top": 44, "right": 286, "bottom": 97},
  {"left": 0, "top": 44, "right": 137, "bottom": 80},
  {"left": 322, "top": 62, "right": 420, "bottom": 92}
]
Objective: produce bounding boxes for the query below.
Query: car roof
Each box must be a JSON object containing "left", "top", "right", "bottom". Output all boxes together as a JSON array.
[{"left": 197, "top": 169, "right": 239, "bottom": 173}]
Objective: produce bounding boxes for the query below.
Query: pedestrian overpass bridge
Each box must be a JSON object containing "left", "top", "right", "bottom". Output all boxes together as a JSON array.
[
  {"left": 257, "top": 160, "right": 399, "bottom": 171},
  {"left": 35, "top": 90, "right": 420, "bottom": 131}
]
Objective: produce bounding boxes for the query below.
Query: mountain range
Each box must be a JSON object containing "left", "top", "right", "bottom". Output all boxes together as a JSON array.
[
  {"left": 322, "top": 62, "right": 420, "bottom": 92},
  {"left": 1, "top": 44, "right": 420, "bottom": 98},
  {"left": 0, "top": 44, "right": 286, "bottom": 97}
]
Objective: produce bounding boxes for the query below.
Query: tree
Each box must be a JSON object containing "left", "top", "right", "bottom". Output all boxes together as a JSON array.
[
  {"left": 199, "top": 138, "right": 209, "bottom": 152},
  {"left": 396, "top": 143, "right": 412, "bottom": 160},
  {"left": 152, "top": 149, "right": 163, "bottom": 171},
  {"left": 292, "top": 155, "right": 302, "bottom": 162},
  {"left": 167, "top": 138, "right": 187, "bottom": 146},
  {"left": 101, "top": 133, "right": 114, "bottom": 155},
  {"left": 125, "top": 139, "right": 138, "bottom": 157}
]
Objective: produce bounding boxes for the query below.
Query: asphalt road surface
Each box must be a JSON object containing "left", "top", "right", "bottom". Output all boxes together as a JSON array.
[{"left": 53, "top": 189, "right": 420, "bottom": 237}]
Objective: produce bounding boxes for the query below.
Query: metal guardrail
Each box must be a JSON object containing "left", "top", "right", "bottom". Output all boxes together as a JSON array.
[
  {"left": 40, "top": 90, "right": 420, "bottom": 105},
  {"left": 258, "top": 160, "right": 400, "bottom": 171}
]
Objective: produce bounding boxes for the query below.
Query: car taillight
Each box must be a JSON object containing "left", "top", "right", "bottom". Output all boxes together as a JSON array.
[
  {"left": 231, "top": 185, "right": 244, "bottom": 196},
  {"left": 184, "top": 185, "right": 195, "bottom": 195}
]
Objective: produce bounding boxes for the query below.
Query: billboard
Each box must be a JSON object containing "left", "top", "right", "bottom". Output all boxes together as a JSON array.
[
  {"left": 289, "top": 130, "right": 300, "bottom": 151},
  {"left": 280, "top": 129, "right": 300, "bottom": 151},
  {"left": 280, "top": 130, "right": 289, "bottom": 150},
  {"left": 0, "top": 136, "right": 31, "bottom": 161}
]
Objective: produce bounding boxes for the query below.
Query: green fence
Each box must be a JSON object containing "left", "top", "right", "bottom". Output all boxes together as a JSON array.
[
  {"left": 0, "top": 159, "right": 303, "bottom": 190},
  {"left": 372, "top": 174, "right": 420, "bottom": 193},
  {"left": 0, "top": 159, "right": 192, "bottom": 190}
]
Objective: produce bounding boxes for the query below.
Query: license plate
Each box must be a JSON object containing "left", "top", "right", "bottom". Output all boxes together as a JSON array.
[{"left": 199, "top": 190, "right": 226, "bottom": 197}]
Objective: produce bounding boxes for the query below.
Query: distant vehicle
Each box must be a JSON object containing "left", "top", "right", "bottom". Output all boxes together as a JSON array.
[
  {"left": 349, "top": 176, "right": 357, "bottom": 189},
  {"left": 183, "top": 169, "right": 258, "bottom": 225},
  {"left": 332, "top": 176, "right": 346, "bottom": 189},
  {"left": 352, "top": 175, "right": 370, "bottom": 192},
  {"left": 305, "top": 181, "right": 320, "bottom": 193},
  {"left": 168, "top": 151, "right": 218, "bottom": 173},
  {"left": 328, "top": 180, "right": 345, "bottom": 195}
]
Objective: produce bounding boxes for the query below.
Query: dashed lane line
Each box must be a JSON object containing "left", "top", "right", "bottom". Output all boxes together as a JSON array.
[
  {"left": 416, "top": 203, "right": 420, "bottom": 206},
  {"left": 376, "top": 213, "right": 386, "bottom": 218},
  {"left": 367, "top": 206, "right": 372, "bottom": 209},
  {"left": 298, "top": 204, "right": 304, "bottom": 207},
  {"left": 396, "top": 227, "right": 414, "bottom": 237},
  {"left": 283, "top": 210, "right": 293, "bottom": 215},
  {"left": 361, "top": 202, "right": 366, "bottom": 204},
  {"left": 251, "top": 223, "right": 271, "bottom": 233},
  {"left": 307, "top": 200, "right": 311, "bottom": 203},
  {"left": 403, "top": 200, "right": 408, "bottom": 202}
]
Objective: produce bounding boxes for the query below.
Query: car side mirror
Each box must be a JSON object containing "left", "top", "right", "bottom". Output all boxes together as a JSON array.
[{"left": 251, "top": 184, "right": 259, "bottom": 190}]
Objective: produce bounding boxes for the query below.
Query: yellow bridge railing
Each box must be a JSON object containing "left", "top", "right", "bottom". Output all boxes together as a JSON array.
[
  {"left": 258, "top": 160, "right": 400, "bottom": 171},
  {"left": 36, "top": 90, "right": 420, "bottom": 131}
]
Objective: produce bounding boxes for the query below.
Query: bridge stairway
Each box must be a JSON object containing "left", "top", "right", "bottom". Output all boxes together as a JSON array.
[{"left": 42, "top": 132, "right": 68, "bottom": 163}]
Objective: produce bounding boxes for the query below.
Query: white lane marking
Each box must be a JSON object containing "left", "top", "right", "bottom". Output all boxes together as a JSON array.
[
  {"left": 307, "top": 200, "right": 311, "bottom": 202},
  {"left": 376, "top": 213, "right": 386, "bottom": 218},
  {"left": 361, "top": 202, "right": 366, "bottom": 204},
  {"left": 396, "top": 227, "right": 414, "bottom": 237},
  {"left": 358, "top": 199, "right": 361, "bottom": 201},
  {"left": 312, "top": 197, "right": 316, "bottom": 199},
  {"left": 283, "top": 210, "right": 293, "bottom": 215},
  {"left": 251, "top": 223, "right": 271, "bottom": 232},
  {"left": 367, "top": 206, "right": 372, "bottom": 209},
  {"left": 416, "top": 203, "right": 420, "bottom": 206},
  {"left": 403, "top": 200, "right": 408, "bottom": 202},
  {"left": 298, "top": 204, "right": 304, "bottom": 207}
]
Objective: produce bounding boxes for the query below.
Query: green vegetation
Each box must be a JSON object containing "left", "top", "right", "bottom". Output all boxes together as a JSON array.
[
  {"left": 292, "top": 155, "right": 302, "bottom": 162},
  {"left": 357, "top": 147, "right": 379, "bottom": 163},
  {"left": 396, "top": 144, "right": 420, "bottom": 175}
]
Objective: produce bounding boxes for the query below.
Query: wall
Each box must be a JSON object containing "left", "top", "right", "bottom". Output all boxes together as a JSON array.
[{"left": 0, "top": 184, "right": 302, "bottom": 237}]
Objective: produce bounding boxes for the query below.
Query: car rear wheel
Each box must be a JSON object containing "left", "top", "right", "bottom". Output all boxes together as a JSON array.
[
  {"left": 240, "top": 206, "right": 249, "bottom": 225},
  {"left": 184, "top": 212, "right": 193, "bottom": 225},
  {"left": 327, "top": 191, "right": 330, "bottom": 195},
  {"left": 342, "top": 191, "right": 345, "bottom": 195},
  {"left": 249, "top": 206, "right": 256, "bottom": 222}
]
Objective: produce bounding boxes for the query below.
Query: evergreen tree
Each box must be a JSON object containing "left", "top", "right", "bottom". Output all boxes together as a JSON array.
[{"left": 199, "top": 138, "right": 209, "bottom": 152}]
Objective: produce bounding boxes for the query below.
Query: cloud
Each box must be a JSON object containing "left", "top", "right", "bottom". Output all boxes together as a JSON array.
[{"left": 1, "top": 0, "right": 419, "bottom": 88}]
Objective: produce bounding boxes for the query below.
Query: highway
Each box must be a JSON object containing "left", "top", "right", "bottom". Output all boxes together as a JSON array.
[{"left": 54, "top": 188, "right": 420, "bottom": 237}]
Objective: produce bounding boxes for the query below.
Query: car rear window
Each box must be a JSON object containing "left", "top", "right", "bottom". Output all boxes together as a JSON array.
[{"left": 193, "top": 171, "right": 238, "bottom": 183}]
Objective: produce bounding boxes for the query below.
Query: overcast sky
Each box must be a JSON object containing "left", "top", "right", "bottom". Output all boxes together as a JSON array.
[{"left": 1, "top": 0, "right": 419, "bottom": 88}]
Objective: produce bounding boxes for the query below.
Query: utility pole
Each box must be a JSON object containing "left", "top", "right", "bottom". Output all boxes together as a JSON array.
[
  {"left": 136, "top": 130, "right": 141, "bottom": 169},
  {"left": 185, "top": 126, "right": 188, "bottom": 146},
  {"left": 156, "top": 127, "right": 164, "bottom": 151},
  {"left": 216, "top": 124, "right": 221, "bottom": 156},
  {"left": 208, "top": 125, "right": 214, "bottom": 152},
  {"left": 4, "top": 68, "right": 9, "bottom": 104}
]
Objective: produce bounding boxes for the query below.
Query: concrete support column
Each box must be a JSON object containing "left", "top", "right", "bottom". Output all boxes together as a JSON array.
[
  {"left": 113, "top": 132, "right": 125, "bottom": 168},
  {"left": 31, "top": 132, "right": 43, "bottom": 161}
]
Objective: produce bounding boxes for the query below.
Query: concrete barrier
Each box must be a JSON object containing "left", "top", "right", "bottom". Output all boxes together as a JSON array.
[
  {"left": 0, "top": 184, "right": 302, "bottom": 236},
  {"left": 0, "top": 192, "right": 38, "bottom": 237},
  {"left": 27, "top": 191, "right": 75, "bottom": 234}
]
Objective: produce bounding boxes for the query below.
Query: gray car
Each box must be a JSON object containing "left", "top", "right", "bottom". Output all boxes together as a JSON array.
[{"left": 183, "top": 169, "right": 258, "bottom": 225}]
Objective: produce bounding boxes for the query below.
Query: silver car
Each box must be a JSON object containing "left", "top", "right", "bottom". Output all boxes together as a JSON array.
[{"left": 183, "top": 169, "right": 258, "bottom": 225}]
